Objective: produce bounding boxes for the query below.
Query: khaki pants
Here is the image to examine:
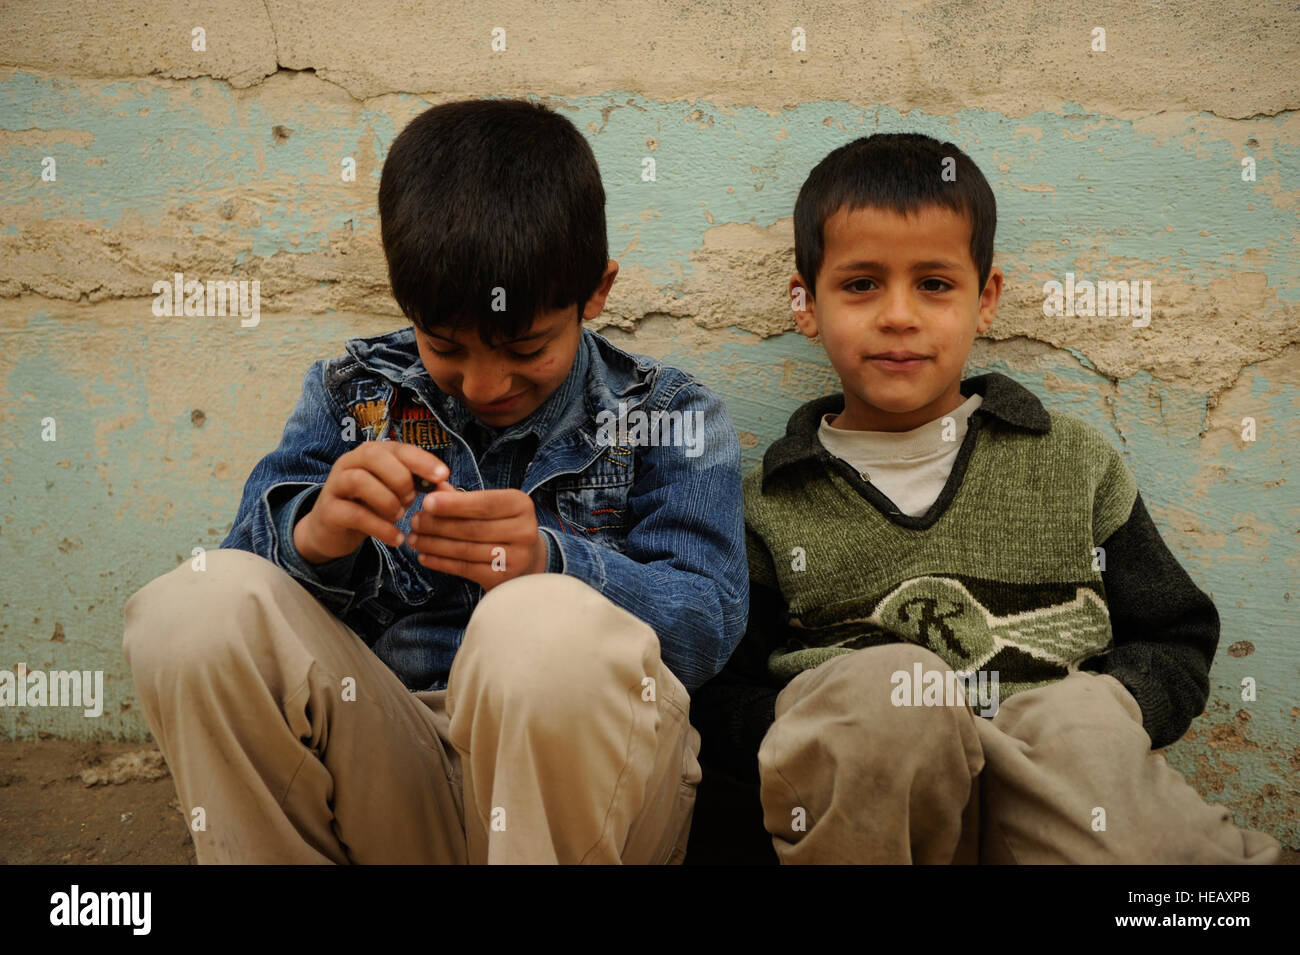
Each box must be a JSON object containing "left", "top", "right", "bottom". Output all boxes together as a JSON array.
[
  {"left": 123, "top": 549, "right": 700, "bottom": 864},
  {"left": 758, "top": 643, "right": 1282, "bottom": 864}
]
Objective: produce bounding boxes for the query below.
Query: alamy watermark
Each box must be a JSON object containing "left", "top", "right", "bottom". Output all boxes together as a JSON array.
[
  {"left": 0, "top": 663, "right": 104, "bottom": 717},
  {"left": 1042, "top": 272, "right": 1151, "bottom": 327},
  {"left": 595, "top": 402, "right": 703, "bottom": 458},
  {"left": 151, "top": 271, "right": 260, "bottom": 327},
  {"left": 890, "top": 662, "right": 999, "bottom": 717},
  {"left": 49, "top": 885, "right": 150, "bottom": 935}
]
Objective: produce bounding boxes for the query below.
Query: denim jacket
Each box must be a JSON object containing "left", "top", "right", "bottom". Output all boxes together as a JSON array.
[{"left": 221, "top": 325, "right": 748, "bottom": 694}]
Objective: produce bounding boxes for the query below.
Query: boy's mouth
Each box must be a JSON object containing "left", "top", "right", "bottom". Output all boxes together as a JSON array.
[
  {"left": 468, "top": 390, "right": 528, "bottom": 415},
  {"left": 867, "top": 351, "right": 930, "bottom": 371}
]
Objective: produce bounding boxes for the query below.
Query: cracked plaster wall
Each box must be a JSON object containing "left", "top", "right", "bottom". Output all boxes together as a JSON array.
[{"left": 0, "top": 1, "right": 1296, "bottom": 844}]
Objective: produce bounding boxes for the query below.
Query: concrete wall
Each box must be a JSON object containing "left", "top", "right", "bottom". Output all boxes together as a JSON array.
[{"left": 1, "top": 2, "right": 1296, "bottom": 844}]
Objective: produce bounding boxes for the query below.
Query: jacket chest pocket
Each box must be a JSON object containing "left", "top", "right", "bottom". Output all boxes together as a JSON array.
[{"left": 545, "top": 454, "right": 634, "bottom": 552}]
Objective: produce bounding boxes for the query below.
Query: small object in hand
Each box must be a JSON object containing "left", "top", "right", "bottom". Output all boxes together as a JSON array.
[{"left": 413, "top": 474, "right": 438, "bottom": 493}]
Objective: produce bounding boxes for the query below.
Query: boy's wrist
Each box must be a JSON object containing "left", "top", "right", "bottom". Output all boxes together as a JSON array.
[
  {"left": 293, "top": 510, "right": 334, "bottom": 565},
  {"left": 530, "top": 529, "right": 549, "bottom": 576}
]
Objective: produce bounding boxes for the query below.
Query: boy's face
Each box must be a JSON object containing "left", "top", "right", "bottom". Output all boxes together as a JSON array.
[
  {"left": 415, "top": 260, "right": 618, "bottom": 427},
  {"left": 791, "top": 204, "right": 1001, "bottom": 432}
]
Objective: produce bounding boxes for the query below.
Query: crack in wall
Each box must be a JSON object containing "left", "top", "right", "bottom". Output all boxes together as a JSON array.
[
  {"left": 261, "top": 0, "right": 281, "bottom": 71},
  {"left": 1103, "top": 388, "right": 1128, "bottom": 446}
]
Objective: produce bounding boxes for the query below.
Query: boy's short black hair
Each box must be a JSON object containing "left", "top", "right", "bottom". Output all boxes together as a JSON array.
[
  {"left": 793, "top": 132, "right": 996, "bottom": 297},
  {"left": 379, "top": 98, "right": 608, "bottom": 344}
]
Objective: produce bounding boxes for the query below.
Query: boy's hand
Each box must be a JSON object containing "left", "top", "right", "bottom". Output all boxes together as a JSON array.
[
  {"left": 293, "top": 441, "right": 450, "bottom": 564},
  {"left": 406, "top": 488, "right": 547, "bottom": 591}
]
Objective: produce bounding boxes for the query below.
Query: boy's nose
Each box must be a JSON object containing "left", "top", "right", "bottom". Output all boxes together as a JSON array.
[
  {"left": 459, "top": 364, "right": 513, "bottom": 404},
  {"left": 877, "top": 288, "right": 920, "bottom": 329}
]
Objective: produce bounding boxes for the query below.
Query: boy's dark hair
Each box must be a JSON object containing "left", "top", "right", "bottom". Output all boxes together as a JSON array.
[
  {"left": 793, "top": 132, "right": 996, "bottom": 297},
  {"left": 379, "top": 98, "right": 608, "bottom": 344}
]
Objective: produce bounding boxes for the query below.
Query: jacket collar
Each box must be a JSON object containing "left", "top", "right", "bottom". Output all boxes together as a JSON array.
[
  {"left": 761, "top": 372, "right": 1051, "bottom": 489},
  {"left": 343, "top": 325, "right": 432, "bottom": 388}
]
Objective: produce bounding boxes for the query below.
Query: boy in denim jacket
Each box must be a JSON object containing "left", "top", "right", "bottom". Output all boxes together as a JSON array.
[
  {"left": 124, "top": 99, "right": 747, "bottom": 864},
  {"left": 690, "top": 133, "right": 1279, "bottom": 865}
]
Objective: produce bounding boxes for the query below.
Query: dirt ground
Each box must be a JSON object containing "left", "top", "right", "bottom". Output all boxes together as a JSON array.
[
  {"left": 1, "top": 739, "right": 1294, "bottom": 865},
  {"left": 0, "top": 740, "right": 195, "bottom": 865}
]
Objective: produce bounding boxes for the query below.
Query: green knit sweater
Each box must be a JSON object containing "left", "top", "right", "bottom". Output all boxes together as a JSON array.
[{"left": 691, "top": 373, "right": 1220, "bottom": 780}]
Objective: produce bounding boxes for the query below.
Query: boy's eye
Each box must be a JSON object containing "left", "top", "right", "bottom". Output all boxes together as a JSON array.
[
  {"left": 430, "top": 346, "right": 460, "bottom": 357},
  {"left": 508, "top": 346, "right": 545, "bottom": 360},
  {"left": 920, "top": 278, "right": 952, "bottom": 292},
  {"left": 845, "top": 278, "right": 876, "bottom": 292}
]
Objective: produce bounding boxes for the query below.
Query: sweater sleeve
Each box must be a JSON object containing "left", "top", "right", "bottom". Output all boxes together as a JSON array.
[
  {"left": 690, "top": 524, "right": 788, "bottom": 783},
  {"left": 1082, "top": 492, "right": 1219, "bottom": 749}
]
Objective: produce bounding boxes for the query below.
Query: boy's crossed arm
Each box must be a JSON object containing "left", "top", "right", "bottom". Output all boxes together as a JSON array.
[
  {"left": 1084, "top": 492, "right": 1220, "bottom": 750},
  {"left": 1074, "top": 440, "right": 1220, "bottom": 749}
]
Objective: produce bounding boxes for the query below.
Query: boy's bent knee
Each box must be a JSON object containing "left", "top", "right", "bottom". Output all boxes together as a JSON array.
[
  {"left": 455, "top": 572, "right": 661, "bottom": 712},
  {"left": 768, "top": 642, "right": 982, "bottom": 764},
  {"left": 123, "top": 548, "right": 292, "bottom": 678},
  {"left": 777, "top": 642, "right": 954, "bottom": 717},
  {"left": 468, "top": 572, "right": 609, "bottom": 629},
  {"left": 125, "top": 549, "right": 285, "bottom": 619},
  {"left": 992, "top": 670, "right": 1147, "bottom": 750}
]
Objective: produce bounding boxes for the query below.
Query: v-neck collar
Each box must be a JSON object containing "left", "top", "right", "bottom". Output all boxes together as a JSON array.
[{"left": 759, "top": 373, "right": 1052, "bottom": 530}]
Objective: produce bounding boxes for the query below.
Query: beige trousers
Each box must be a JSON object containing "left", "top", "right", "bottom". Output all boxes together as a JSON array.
[
  {"left": 758, "top": 642, "right": 1282, "bottom": 864},
  {"left": 123, "top": 548, "right": 700, "bottom": 864}
]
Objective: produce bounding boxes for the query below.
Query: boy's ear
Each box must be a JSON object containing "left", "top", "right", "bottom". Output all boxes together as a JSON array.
[
  {"left": 789, "top": 273, "right": 818, "bottom": 339},
  {"left": 976, "top": 265, "right": 1002, "bottom": 335},
  {"left": 580, "top": 260, "right": 620, "bottom": 321}
]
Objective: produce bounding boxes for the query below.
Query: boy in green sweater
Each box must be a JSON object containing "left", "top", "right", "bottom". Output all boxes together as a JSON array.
[{"left": 690, "top": 133, "right": 1280, "bottom": 864}]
